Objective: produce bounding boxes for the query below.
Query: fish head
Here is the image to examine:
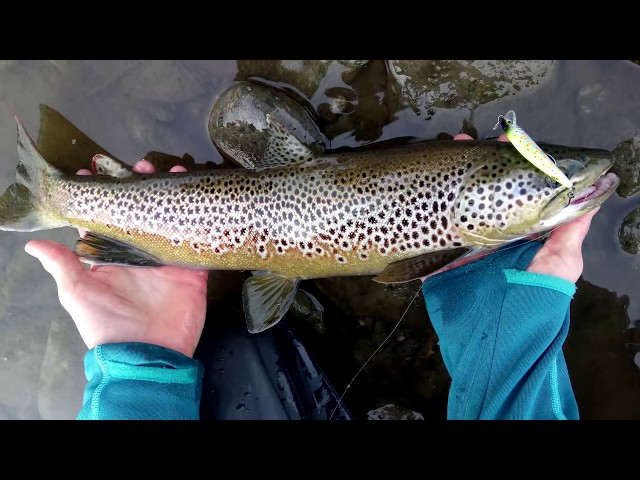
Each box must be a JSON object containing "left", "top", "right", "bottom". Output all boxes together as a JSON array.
[{"left": 453, "top": 145, "right": 619, "bottom": 246}]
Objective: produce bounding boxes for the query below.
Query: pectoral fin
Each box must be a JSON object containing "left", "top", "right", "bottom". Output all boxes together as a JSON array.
[
  {"left": 242, "top": 272, "right": 299, "bottom": 333},
  {"left": 75, "top": 232, "right": 164, "bottom": 266},
  {"left": 373, "top": 248, "right": 469, "bottom": 284}
]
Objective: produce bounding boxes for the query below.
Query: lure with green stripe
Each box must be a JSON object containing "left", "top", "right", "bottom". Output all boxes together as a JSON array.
[{"left": 494, "top": 110, "right": 574, "bottom": 191}]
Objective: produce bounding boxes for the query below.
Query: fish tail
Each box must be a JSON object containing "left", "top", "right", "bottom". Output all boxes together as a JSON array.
[{"left": 0, "top": 115, "right": 66, "bottom": 232}]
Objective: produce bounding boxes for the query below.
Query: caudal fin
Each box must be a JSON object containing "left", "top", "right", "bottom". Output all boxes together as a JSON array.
[{"left": 0, "top": 115, "right": 66, "bottom": 232}]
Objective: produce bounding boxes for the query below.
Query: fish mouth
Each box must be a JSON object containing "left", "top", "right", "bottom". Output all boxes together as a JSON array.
[
  {"left": 568, "top": 172, "right": 620, "bottom": 206},
  {"left": 540, "top": 171, "right": 620, "bottom": 224}
]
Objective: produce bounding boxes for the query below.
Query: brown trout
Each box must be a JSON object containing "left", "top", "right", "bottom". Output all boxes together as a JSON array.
[{"left": 0, "top": 114, "right": 620, "bottom": 333}]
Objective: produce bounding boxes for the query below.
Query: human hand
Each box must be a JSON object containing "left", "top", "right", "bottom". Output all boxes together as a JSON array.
[
  {"left": 24, "top": 160, "right": 208, "bottom": 358},
  {"left": 452, "top": 133, "right": 596, "bottom": 283},
  {"left": 525, "top": 207, "right": 597, "bottom": 283}
]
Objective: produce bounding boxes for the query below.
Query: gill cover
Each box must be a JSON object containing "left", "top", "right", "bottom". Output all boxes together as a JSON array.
[{"left": 453, "top": 152, "right": 558, "bottom": 245}]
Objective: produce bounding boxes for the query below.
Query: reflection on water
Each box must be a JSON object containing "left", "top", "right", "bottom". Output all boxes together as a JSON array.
[{"left": 0, "top": 60, "right": 639, "bottom": 419}]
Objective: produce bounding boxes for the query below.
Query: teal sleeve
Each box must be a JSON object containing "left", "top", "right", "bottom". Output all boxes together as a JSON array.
[
  {"left": 422, "top": 241, "right": 579, "bottom": 420},
  {"left": 77, "top": 342, "right": 204, "bottom": 420}
]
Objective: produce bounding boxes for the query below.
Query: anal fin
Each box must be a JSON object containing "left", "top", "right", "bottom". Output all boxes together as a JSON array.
[
  {"left": 373, "top": 248, "right": 469, "bottom": 284},
  {"left": 75, "top": 232, "right": 164, "bottom": 267},
  {"left": 242, "top": 272, "right": 299, "bottom": 333}
]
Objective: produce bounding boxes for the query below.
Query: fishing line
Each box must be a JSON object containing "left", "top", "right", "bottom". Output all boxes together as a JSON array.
[
  {"left": 329, "top": 284, "right": 422, "bottom": 420},
  {"left": 328, "top": 224, "right": 564, "bottom": 420}
]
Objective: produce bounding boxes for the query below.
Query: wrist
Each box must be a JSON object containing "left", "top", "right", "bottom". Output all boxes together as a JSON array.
[{"left": 82, "top": 330, "right": 198, "bottom": 358}]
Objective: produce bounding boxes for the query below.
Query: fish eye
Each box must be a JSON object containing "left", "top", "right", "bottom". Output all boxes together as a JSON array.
[{"left": 555, "top": 159, "right": 586, "bottom": 179}]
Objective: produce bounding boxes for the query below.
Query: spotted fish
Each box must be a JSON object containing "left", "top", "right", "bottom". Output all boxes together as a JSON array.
[{"left": 0, "top": 113, "right": 620, "bottom": 333}]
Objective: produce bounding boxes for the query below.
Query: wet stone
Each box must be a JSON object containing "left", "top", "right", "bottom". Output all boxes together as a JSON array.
[
  {"left": 610, "top": 136, "right": 640, "bottom": 198},
  {"left": 565, "top": 279, "right": 640, "bottom": 419},
  {"left": 315, "top": 276, "right": 428, "bottom": 328},
  {"left": 235, "top": 60, "right": 367, "bottom": 99},
  {"left": 388, "top": 60, "right": 557, "bottom": 118},
  {"left": 208, "top": 81, "right": 326, "bottom": 167},
  {"left": 619, "top": 207, "right": 640, "bottom": 254},
  {"left": 367, "top": 403, "right": 424, "bottom": 420}
]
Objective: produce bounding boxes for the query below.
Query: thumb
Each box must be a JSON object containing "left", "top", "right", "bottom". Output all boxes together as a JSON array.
[{"left": 24, "top": 240, "right": 85, "bottom": 293}]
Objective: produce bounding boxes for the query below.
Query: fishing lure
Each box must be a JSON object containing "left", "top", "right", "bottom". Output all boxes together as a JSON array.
[{"left": 494, "top": 110, "right": 575, "bottom": 198}]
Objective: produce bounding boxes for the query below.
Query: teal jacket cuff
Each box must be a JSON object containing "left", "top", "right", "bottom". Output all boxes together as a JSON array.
[
  {"left": 422, "top": 240, "right": 579, "bottom": 420},
  {"left": 77, "top": 342, "right": 204, "bottom": 420}
]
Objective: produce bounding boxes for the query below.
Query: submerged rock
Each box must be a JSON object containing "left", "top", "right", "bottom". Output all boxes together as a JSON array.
[
  {"left": 619, "top": 207, "right": 640, "bottom": 254},
  {"left": 367, "top": 403, "right": 424, "bottom": 420},
  {"left": 610, "top": 136, "right": 640, "bottom": 198},
  {"left": 288, "top": 289, "right": 326, "bottom": 335},
  {"left": 314, "top": 276, "right": 427, "bottom": 328},
  {"left": 388, "top": 60, "right": 557, "bottom": 119},
  {"left": 234, "top": 60, "right": 405, "bottom": 145},
  {"left": 317, "top": 60, "right": 405, "bottom": 144},
  {"left": 565, "top": 279, "right": 640, "bottom": 419},
  {"left": 235, "top": 60, "right": 367, "bottom": 100},
  {"left": 208, "top": 81, "right": 326, "bottom": 167}
]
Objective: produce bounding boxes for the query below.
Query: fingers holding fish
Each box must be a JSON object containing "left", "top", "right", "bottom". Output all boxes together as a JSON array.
[
  {"left": 130, "top": 159, "right": 187, "bottom": 173},
  {"left": 526, "top": 207, "right": 600, "bottom": 283}
]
